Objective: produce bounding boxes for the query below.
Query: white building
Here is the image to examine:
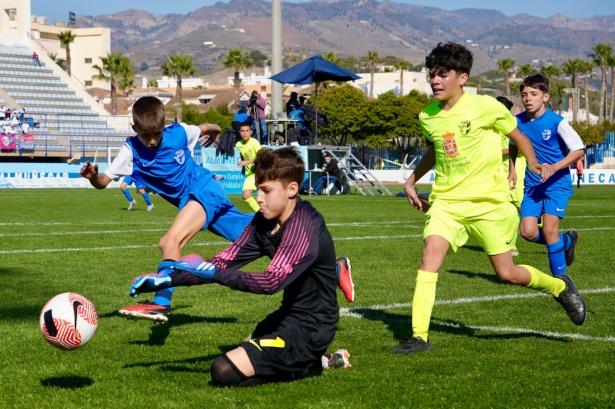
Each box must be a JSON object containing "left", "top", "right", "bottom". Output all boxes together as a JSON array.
[
  {"left": 228, "top": 66, "right": 272, "bottom": 86},
  {"left": 353, "top": 70, "right": 428, "bottom": 97},
  {"left": 560, "top": 109, "right": 599, "bottom": 124},
  {"left": 157, "top": 76, "right": 206, "bottom": 89}
]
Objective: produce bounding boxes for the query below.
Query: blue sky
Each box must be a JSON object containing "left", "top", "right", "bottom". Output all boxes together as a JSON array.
[{"left": 31, "top": 0, "right": 615, "bottom": 21}]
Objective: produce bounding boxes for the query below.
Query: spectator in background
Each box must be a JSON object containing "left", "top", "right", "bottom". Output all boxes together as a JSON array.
[
  {"left": 234, "top": 106, "right": 249, "bottom": 124},
  {"left": 21, "top": 121, "right": 30, "bottom": 135},
  {"left": 286, "top": 91, "right": 299, "bottom": 113},
  {"left": 94, "top": 95, "right": 100, "bottom": 104},
  {"left": 18, "top": 107, "right": 26, "bottom": 124},
  {"left": 287, "top": 102, "right": 306, "bottom": 131},
  {"left": 576, "top": 157, "right": 584, "bottom": 189},
  {"left": 248, "top": 91, "right": 268, "bottom": 145},
  {"left": 299, "top": 94, "right": 306, "bottom": 107},
  {"left": 32, "top": 52, "right": 42, "bottom": 67},
  {"left": 310, "top": 153, "right": 344, "bottom": 195}
]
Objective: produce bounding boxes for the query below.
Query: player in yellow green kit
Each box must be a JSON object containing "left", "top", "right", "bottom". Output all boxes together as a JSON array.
[
  {"left": 235, "top": 122, "right": 262, "bottom": 212},
  {"left": 395, "top": 42, "right": 587, "bottom": 354}
]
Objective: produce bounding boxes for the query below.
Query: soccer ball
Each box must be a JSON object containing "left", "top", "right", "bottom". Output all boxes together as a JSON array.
[{"left": 40, "top": 292, "right": 98, "bottom": 350}]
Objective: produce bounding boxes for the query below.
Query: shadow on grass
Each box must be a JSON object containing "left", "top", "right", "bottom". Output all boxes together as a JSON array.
[
  {"left": 448, "top": 269, "right": 504, "bottom": 285},
  {"left": 40, "top": 375, "right": 94, "bottom": 389},
  {"left": 124, "top": 350, "right": 232, "bottom": 374},
  {"left": 351, "top": 309, "right": 569, "bottom": 345},
  {"left": 128, "top": 314, "right": 238, "bottom": 347}
]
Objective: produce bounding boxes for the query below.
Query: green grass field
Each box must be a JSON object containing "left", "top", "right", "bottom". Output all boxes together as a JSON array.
[{"left": 1, "top": 186, "right": 614, "bottom": 408}]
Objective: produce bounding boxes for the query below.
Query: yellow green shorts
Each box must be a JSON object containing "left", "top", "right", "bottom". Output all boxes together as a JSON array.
[
  {"left": 423, "top": 199, "right": 519, "bottom": 255},
  {"left": 243, "top": 174, "right": 256, "bottom": 192}
]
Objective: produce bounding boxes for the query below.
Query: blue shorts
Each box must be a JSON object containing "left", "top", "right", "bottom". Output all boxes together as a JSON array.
[
  {"left": 179, "top": 177, "right": 254, "bottom": 242},
  {"left": 122, "top": 176, "right": 145, "bottom": 190},
  {"left": 520, "top": 188, "right": 569, "bottom": 219}
]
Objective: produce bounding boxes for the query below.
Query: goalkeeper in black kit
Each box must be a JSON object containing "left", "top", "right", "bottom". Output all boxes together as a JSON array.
[{"left": 129, "top": 147, "right": 353, "bottom": 386}]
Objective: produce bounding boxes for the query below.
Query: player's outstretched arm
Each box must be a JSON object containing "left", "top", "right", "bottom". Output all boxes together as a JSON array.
[
  {"left": 507, "top": 128, "right": 552, "bottom": 182},
  {"left": 198, "top": 123, "right": 221, "bottom": 147},
  {"left": 79, "top": 161, "right": 111, "bottom": 189}
]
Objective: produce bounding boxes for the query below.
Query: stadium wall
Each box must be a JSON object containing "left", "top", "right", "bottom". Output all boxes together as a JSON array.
[{"left": 2, "top": 160, "right": 615, "bottom": 189}]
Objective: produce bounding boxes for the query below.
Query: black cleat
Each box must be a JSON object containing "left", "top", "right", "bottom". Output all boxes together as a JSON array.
[
  {"left": 393, "top": 336, "right": 432, "bottom": 354},
  {"left": 554, "top": 275, "right": 587, "bottom": 325},
  {"left": 564, "top": 230, "right": 579, "bottom": 266}
]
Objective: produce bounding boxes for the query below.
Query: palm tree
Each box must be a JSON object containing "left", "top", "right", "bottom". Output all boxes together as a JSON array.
[
  {"left": 516, "top": 63, "right": 536, "bottom": 79},
  {"left": 580, "top": 60, "right": 596, "bottom": 122},
  {"left": 562, "top": 58, "right": 585, "bottom": 122},
  {"left": 607, "top": 54, "right": 615, "bottom": 122},
  {"left": 221, "top": 48, "right": 254, "bottom": 111},
  {"left": 588, "top": 43, "right": 613, "bottom": 122},
  {"left": 394, "top": 60, "right": 413, "bottom": 96},
  {"left": 364, "top": 50, "right": 381, "bottom": 98},
  {"left": 497, "top": 58, "right": 515, "bottom": 99},
  {"left": 92, "top": 52, "right": 135, "bottom": 113},
  {"left": 321, "top": 51, "right": 339, "bottom": 65},
  {"left": 550, "top": 82, "right": 566, "bottom": 115},
  {"left": 540, "top": 64, "right": 562, "bottom": 79},
  {"left": 161, "top": 53, "right": 198, "bottom": 122},
  {"left": 57, "top": 30, "right": 77, "bottom": 73}
]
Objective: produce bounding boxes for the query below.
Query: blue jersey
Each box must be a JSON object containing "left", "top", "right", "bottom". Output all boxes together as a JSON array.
[
  {"left": 515, "top": 109, "right": 584, "bottom": 194},
  {"left": 105, "top": 123, "right": 213, "bottom": 207}
]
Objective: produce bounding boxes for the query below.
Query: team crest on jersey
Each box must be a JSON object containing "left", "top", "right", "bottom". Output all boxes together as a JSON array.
[
  {"left": 542, "top": 129, "right": 552, "bottom": 141},
  {"left": 174, "top": 149, "right": 185, "bottom": 164},
  {"left": 442, "top": 131, "right": 459, "bottom": 157},
  {"left": 458, "top": 120, "right": 471, "bottom": 136}
]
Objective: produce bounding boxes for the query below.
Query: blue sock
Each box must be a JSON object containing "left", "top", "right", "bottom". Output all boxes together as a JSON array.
[
  {"left": 122, "top": 189, "right": 134, "bottom": 202},
  {"left": 532, "top": 228, "right": 546, "bottom": 245},
  {"left": 547, "top": 239, "right": 567, "bottom": 276},
  {"left": 142, "top": 192, "right": 152, "bottom": 206},
  {"left": 153, "top": 287, "right": 174, "bottom": 306}
]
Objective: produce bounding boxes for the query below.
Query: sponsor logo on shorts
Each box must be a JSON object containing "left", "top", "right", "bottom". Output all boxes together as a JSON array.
[
  {"left": 506, "top": 238, "right": 514, "bottom": 245},
  {"left": 556, "top": 207, "right": 565, "bottom": 212}
]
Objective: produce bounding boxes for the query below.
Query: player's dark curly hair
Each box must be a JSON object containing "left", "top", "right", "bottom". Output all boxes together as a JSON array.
[
  {"left": 132, "top": 96, "right": 166, "bottom": 130},
  {"left": 520, "top": 73, "right": 550, "bottom": 93},
  {"left": 425, "top": 42, "right": 473, "bottom": 76},
  {"left": 496, "top": 96, "right": 514, "bottom": 111},
  {"left": 254, "top": 147, "right": 305, "bottom": 187}
]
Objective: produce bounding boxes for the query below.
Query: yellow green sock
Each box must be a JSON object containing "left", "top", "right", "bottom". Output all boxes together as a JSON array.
[
  {"left": 521, "top": 264, "right": 566, "bottom": 296},
  {"left": 412, "top": 270, "right": 439, "bottom": 342},
  {"left": 245, "top": 196, "right": 260, "bottom": 212}
]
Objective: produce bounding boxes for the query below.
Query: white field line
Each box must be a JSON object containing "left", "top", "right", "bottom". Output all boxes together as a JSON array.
[
  {"left": 341, "top": 287, "right": 615, "bottom": 342},
  {"left": 0, "top": 221, "right": 172, "bottom": 227},
  {"left": 0, "top": 228, "right": 170, "bottom": 237},
  {"left": 340, "top": 287, "right": 615, "bottom": 318}
]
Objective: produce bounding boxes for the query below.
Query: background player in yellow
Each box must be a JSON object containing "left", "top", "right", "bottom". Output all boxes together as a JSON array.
[
  {"left": 396, "top": 42, "right": 587, "bottom": 354},
  {"left": 235, "top": 122, "right": 262, "bottom": 212}
]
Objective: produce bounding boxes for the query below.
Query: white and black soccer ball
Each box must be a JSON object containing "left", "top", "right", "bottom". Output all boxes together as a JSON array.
[{"left": 40, "top": 292, "right": 98, "bottom": 350}]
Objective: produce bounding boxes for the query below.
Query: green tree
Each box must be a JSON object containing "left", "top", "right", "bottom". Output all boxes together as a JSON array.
[
  {"left": 607, "top": 54, "right": 615, "bottom": 122},
  {"left": 48, "top": 53, "right": 66, "bottom": 71},
  {"left": 570, "top": 121, "right": 606, "bottom": 145},
  {"left": 580, "top": 60, "right": 596, "bottom": 122},
  {"left": 540, "top": 64, "right": 562, "bottom": 79},
  {"left": 247, "top": 50, "right": 268, "bottom": 68},
  {"left": 92, "top": 52, "right": 134, "bottom": 113},
  {"left": 321, "top": 51, "right": 339, "bottom": 65},
  {"left": 588, "top": 43, "right": 613, "bottom": 122},
  {"left": 161, "top": 53, "right": 199, "bottom": 122},
  {"left": 549, "top": 82, "right": 566, "bottom": 114},
  {"left": 394, "top": 60, "right": 413, "bottom": 96},
  {"left": 310, "top": 84, "right": 369, "bottom": 145},
  {"left": 57, "top": 30, "right": 76, "bottom": 73},
  {"left": 562, "top": 58, "right": 585, "bottom": 122},
  {"left": 361, "top": 90, "right": 431, "bottom": 156},
  {"left": 364, "top": 50, "right": 381, "bottom": 98},
  {"left": 516, "top": 63, "right": 536, "bottom": 79},
  {"left": 497, "top": 58, "right": 515, "bottom": 99},
  {"left": 221, "top": 48, "right": 254, "bottom": 111}
]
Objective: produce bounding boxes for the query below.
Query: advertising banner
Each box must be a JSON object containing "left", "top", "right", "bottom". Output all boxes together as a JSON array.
[{"left": 0, "top": 134, "right": 16, "bottom": 150}]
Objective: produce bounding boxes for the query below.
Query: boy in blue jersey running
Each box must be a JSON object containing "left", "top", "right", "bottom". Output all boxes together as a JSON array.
[
  {"left": 510, "top": 74, "right": 584, "bottom": 277},
  {"left": 80, "top": 96, "right": 255, "bottom": 322},
  {"left": 120, "top": 175, "right": 154, "bottom": 211}
]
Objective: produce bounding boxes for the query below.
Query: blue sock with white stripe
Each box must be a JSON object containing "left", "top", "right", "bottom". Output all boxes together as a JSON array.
[
  {"left": 142, "top": 192, "right": 152, "bottom": 206},
  {"left": 122, "top": 189, "right": 134, "bottom": 202},
  {"left": 547, "top": 239, "right": 566, "bottom": 276}
]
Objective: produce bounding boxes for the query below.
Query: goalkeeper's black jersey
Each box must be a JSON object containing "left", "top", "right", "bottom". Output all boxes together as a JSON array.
[{"left": 211, "top": 199, "right": 339, "bottom": 348}]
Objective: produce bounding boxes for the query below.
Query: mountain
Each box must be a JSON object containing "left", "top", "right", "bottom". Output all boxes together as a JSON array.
[{"left": 75, "top": 0, "right": 615, "bottom": 76}]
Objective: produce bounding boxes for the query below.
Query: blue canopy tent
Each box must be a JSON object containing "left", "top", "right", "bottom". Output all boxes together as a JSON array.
[{"left": 270, "top": 56, "right": 360, "bottom": 143}]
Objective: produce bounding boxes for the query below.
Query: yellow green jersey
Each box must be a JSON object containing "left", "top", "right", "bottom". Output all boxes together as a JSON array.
[
  {"left": 419, "top": 92, "right": 517, "bottom": 203},
  {"left": 235, "top": 137, "right": 262, "bottom": 176}
]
